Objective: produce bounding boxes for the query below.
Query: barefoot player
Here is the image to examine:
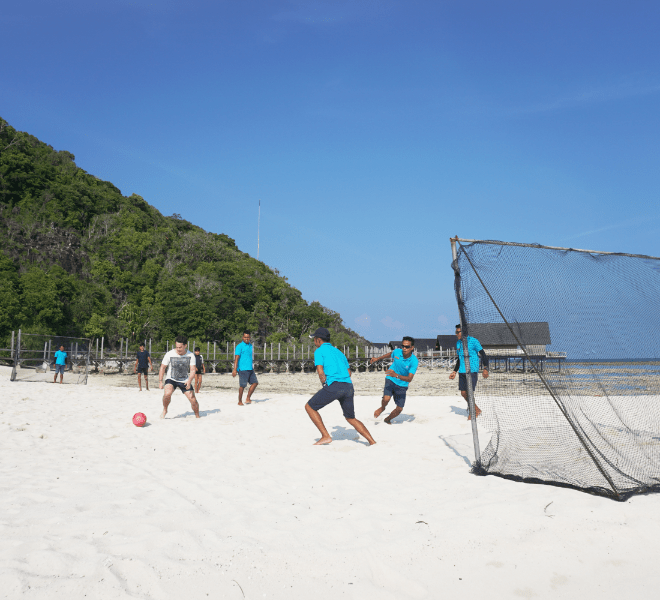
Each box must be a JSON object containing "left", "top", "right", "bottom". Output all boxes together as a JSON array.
[
  {"left": 449, "top": 324, "right": 489, "bottom": 419},
  {"left": 371, "top": 336, "right": 418, "bottom": 424},
  {"left": 193, "top": 347, "right": 205, "bottom": 393},
  {"left": 134, "top": 343, "right": 152, "bottom": 391},
  {"left": 305, "top": 327, "right": 376, "bottom": 446},
  {"left": 232, "top": 332, "right": 258, "bottom": 405},
  {"left": 53, "top": 344, "right": 67, "bottom": 384},
  {"left": 159, "top": 336, "right": 200, "bottom": 418}
]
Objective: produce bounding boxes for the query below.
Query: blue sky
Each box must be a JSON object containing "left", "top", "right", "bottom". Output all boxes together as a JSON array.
[{"left": 2, "top": 0, "right": 659, "bottom": 343}]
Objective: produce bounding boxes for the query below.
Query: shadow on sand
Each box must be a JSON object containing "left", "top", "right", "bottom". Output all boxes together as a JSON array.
[
  {"left": 330, "top": 425, "right": 370, "bottom": 446},
  {"left": 172, "top": 408, "right": 222, "bottom": 419},
  {"left": 450, "top": 405, "right": 468, "bottom": 418},
  {"left": 439, "top": 435, "right": 472, "bottom": 467}
]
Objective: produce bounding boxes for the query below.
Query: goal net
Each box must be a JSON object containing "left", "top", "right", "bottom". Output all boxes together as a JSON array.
[
  {"left": 453, "top": 239, "right": 660, "bottom": 500},
  {"left": 10, "top": 331, "right": 92, "bottom": 385}
]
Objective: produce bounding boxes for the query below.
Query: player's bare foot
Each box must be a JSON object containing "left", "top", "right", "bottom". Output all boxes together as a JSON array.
[
  {"left": 313, "top": 437, "right": 332, "bottom": 445},
  {"left": 384, "top": 415, "right": 394, "bottom": 424},
  {"left": 160, "top": 409, "right": 167, "bottom": 419},
  {"left": 238, "top": 401, "right": 244, "bottom": 406},
  {"left": 467, "top": 406, "right": 482, "bottom": 420},
  {"left": 374, "top": 407, "right": 384, "bottom": 418},
  {"left": 245, "top": 400, "right": 252, "bottom": 404}
]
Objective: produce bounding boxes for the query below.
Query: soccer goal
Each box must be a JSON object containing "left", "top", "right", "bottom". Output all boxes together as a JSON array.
[
  {"left": 451, "top": 238, "right": 660, "bottom": 501},
  {"left": 10, "top": 330, "right": 92, "bottom": 385}
]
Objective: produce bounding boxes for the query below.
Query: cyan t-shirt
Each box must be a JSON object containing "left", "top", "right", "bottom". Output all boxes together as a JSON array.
[
  {"left": 54, "top": 350, "right": 67, "bottom": 366},
  {"left": 314, "top": 343, "right": 352, "bottom": 385},
  {"left": 456, "top": 336, "right": 483, "bottom": 373},
  {"left": 235, "top": 342, "right": 254, "bottom": 371},
  {"left": 386, "top": 348, "right": 418, "bottom": 388}
]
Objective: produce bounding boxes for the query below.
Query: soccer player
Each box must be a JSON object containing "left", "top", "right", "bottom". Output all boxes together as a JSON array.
[
  {"left": 53, "top": 344, "right": 67, "bottom": 384},
  {"left": 159, "top": 335, "right": 200, "bottom": 418},
  {"left": 194, "top": 347, "right": 205, "bottom": 393},
  {"left": 232, "top": 332, "right": 258, "bottom": 405},
  {"left": 371, "top": 336, "right": 418, "bottom": 424},
  {"left": 305, "top": 327, "right": 376, "bottom": 446},
  {"left": 134, "top": 343, "right": 152, "bottom": 391},
  {"left": 449, "top": 324, "right": 489, "bottom": 419}
]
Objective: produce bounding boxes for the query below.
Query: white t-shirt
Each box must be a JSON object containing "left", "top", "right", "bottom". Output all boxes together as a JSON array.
[{"left": 161, "top": 349, "right": 195, "bottom": 382}]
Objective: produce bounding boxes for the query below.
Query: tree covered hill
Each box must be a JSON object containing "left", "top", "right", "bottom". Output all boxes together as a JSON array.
[{"left": 0, "top": 117, "right": 367, "bottom": 349}]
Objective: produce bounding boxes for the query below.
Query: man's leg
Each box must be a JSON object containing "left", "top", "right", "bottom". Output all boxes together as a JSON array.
[
  {"left": 460, "top": 390, "right": 481, "bottom": 419},
  {"left": 384, "top": 406, "right": 403, "bottom": 424},
  {"left": 195, "top": 374, "right": 202, "bottom": 394},
  {"left": 238, "top": 386, "right": 245, "bottom": 405},
  {"left": 346, "top": 417, "right": 377, "bottom": 445},
  {"left": 161, "top": 385, "right": 174, "bottom": 418},
  {"left": 374, "top": 394, "right": 391, "bottom": 418},
  {"left": 305, "top": 403, "right": 332, "bottom": 445},
  {"left": 144, "top": 374, "right": 149, "bottom": 391},
  {"left": 138, "top": 373, "right": 142, "bottom": 391},
  {"left": 59, "top": 371, "right": 64, "bottom": 384},
  {"left": 245, "top": 382, "right": 257, "bottom": 404},
  {"left": 184, "top": 390, "right": 200, "bottom": 418}
]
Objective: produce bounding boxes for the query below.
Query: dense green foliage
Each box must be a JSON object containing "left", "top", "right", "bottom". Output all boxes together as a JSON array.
[{"left": 0, "top": 118, "right": 366, "bottom": 349}]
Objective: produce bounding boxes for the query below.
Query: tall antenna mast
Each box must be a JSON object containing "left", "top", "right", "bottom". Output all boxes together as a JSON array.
[{"left": 257, "top": 199, "right": 261, "bottom": 260}]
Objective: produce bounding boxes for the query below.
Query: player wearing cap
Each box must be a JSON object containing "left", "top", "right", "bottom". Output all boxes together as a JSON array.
[
  {"left": 371, "top": 336, "right": 418, "bottom": 424},
  {"left": 305, "top": 327, "right": 376, "bottom": 446}
]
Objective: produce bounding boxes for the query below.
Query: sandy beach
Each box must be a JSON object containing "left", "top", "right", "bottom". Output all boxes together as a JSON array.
[{"left": 2, "top": 366, "right": 660, "bottom": 599}]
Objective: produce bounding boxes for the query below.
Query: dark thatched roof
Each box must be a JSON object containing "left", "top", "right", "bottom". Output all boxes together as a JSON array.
[{"left": 463, "top": 322, "right": 551, "bottom": 346}]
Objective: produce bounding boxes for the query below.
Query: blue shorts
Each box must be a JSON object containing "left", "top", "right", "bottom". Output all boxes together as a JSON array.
[
  {"left": 458, "top": 372, "right": 479, "bottom": 392},
  {"left": 307, "top": 382, "right": 355, "bottom": 419},
  {"left": 165, "top": 379, "right": 192, "bottom": 394},
  {"left": 238, "top": 370, "right": 258, "bottom": 388},
  {"left": 383, "top": 378, "right": 408, "bottom": 407},
  {"left": 137, "top": 367, "right": 149, "bottom": 375},
  {"left": 54, "top": 364, "right": 65, "bottom": 375}
]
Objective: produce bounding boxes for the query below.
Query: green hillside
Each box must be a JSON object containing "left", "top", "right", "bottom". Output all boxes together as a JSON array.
[{"left": 0, "top": 117, "right": 366, "bottom": 350}]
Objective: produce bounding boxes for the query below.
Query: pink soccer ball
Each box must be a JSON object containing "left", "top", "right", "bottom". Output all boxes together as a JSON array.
[{"left": 133, "top": 412, "right": 147, "bottom": 427}]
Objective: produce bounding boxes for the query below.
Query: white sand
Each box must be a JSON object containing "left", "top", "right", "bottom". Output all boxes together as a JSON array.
[{"left": 2, "top": 367, "right": 660, "bottom": 599}]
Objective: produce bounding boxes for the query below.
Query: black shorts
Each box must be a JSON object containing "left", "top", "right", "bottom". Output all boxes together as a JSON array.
[
  {"left": 164, "top": 379, "right": 192, "bottom": 394},
  {"left": 458, "top": 372, "right": 479, "bottom": 392},
  {"left": 137, "top": 367, "right": 149, "bottom": 375},
  {"left": 195, "top": 368, "right": 203, "bottom": 375},
  {"left": 307, "top": 382, "right": 355, "bottom": 419},
  {"left": 383, "top": 378, "right": 408, "bottom": 407}
]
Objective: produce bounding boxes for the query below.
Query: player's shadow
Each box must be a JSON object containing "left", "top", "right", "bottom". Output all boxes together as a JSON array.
[
  {"left": 330, "top": 425, "right": 370, "bottom": 446},
  {"left": 450, "top": 405, "right": 468, "bottom": 418},
  {"left": 439, "top": 435, "right": 472, "bottom": 467},
  {"left": 248, "top": 397, "right": 272, "bottom": 403},
  {"left": 384, "top": 413, "right": 415, "bottom": 425},
  {"left": 173, "top": 408, "right": 221, "bottom": 419}
]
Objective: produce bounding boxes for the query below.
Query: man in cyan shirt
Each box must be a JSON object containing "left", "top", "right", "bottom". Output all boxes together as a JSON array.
[
  {"left": 305, "top": 327, "right": 376, "bottom": 446},
  {"left": 159, "top": 335, "right": 200, "bottom": 419},
  {"left": 53, "top": 344, "right": 67, "bottom": 384},
  {"left": 449, "top": 323, "right": 489, "bottom": 419},
  {"left": 232, "top": 331, "right": 258, "bottom": 405},
  {"left": 370, "top": 336, "right": 418, "bottom": 424}
]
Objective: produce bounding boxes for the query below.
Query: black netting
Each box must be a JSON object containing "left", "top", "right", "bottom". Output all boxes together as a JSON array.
[
  {"left": 453, "top": 240, "right": 660, "bottom": 500},
  {"left": 11, "top": 333, "right": 91, "bottom": 385}
]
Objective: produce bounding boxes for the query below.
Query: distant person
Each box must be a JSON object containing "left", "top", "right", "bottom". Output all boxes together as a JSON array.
[
  {"left": 232, "top": 331, "right": 258, "bottom": 405},
  {"left": 449, "top": 324, "right": 489, "bottom": 419},
  {"left": 371, "top": 336, "right": 419, "bottom": 424},
  {"left": 53, "top": 344, "right": 67, "bottom": 384},
  {"left": 194, "top": 347, "right": 205, "bottom": 393},
  {"left": 134, "top": 343, "right": 152, "bottom": 391},
  {"left": 159, "top": 335, "right": 200, "bottom": 418},
  {"left": 305, "top": 327, "right": 376, "bottom": 446}
]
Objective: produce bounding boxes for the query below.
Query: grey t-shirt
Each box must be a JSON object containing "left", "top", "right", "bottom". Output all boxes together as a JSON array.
[{"left": 162, "top": 349, "right": 194, "bottom": 382}]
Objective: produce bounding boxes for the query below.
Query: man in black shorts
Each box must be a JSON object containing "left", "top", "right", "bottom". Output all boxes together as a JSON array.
[
  {"left": 158, "top": 335, "right": 200, "bottom": 418},
  {"left": 193, "top": 346, "right": 205, "bottom": 393},
  {"left": 134, "top": 343, "right": 152, "bottom": 391}
]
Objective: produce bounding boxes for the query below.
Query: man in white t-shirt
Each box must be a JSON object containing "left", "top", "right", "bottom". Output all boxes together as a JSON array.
[{"left": 158, "top": 335, "right": 200, "bottom": 419}]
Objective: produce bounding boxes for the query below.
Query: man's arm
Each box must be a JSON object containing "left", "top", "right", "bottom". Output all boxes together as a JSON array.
[
  {"left": 479, "top": 349, "right": 489, "bottom": 378},
  {"left": 232, "top": 353, "right": 239, "bottom": 377},
  {"left": 449, "top": 357, "right": 460, "bottom": 379},
  {"left": 316, "top": 365, "right": 327, "bottom": 386},
  {"left": 148, "top": 356, "right": 153, "bottom": 370},
  {"left": 186, "top": 362, "right": 195, "bottom": 390},
  {"left": 370, "top": 351, "right": 392, "bottom": 365},
  {"left": 385, "top": 369, "right": 414, "bottom": 383},
  {"left": 134, "top": 358, "right": 138, "bottom": 372},
  {"left": 158, "top": 363, "right": 167, "bottom": 389}
]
